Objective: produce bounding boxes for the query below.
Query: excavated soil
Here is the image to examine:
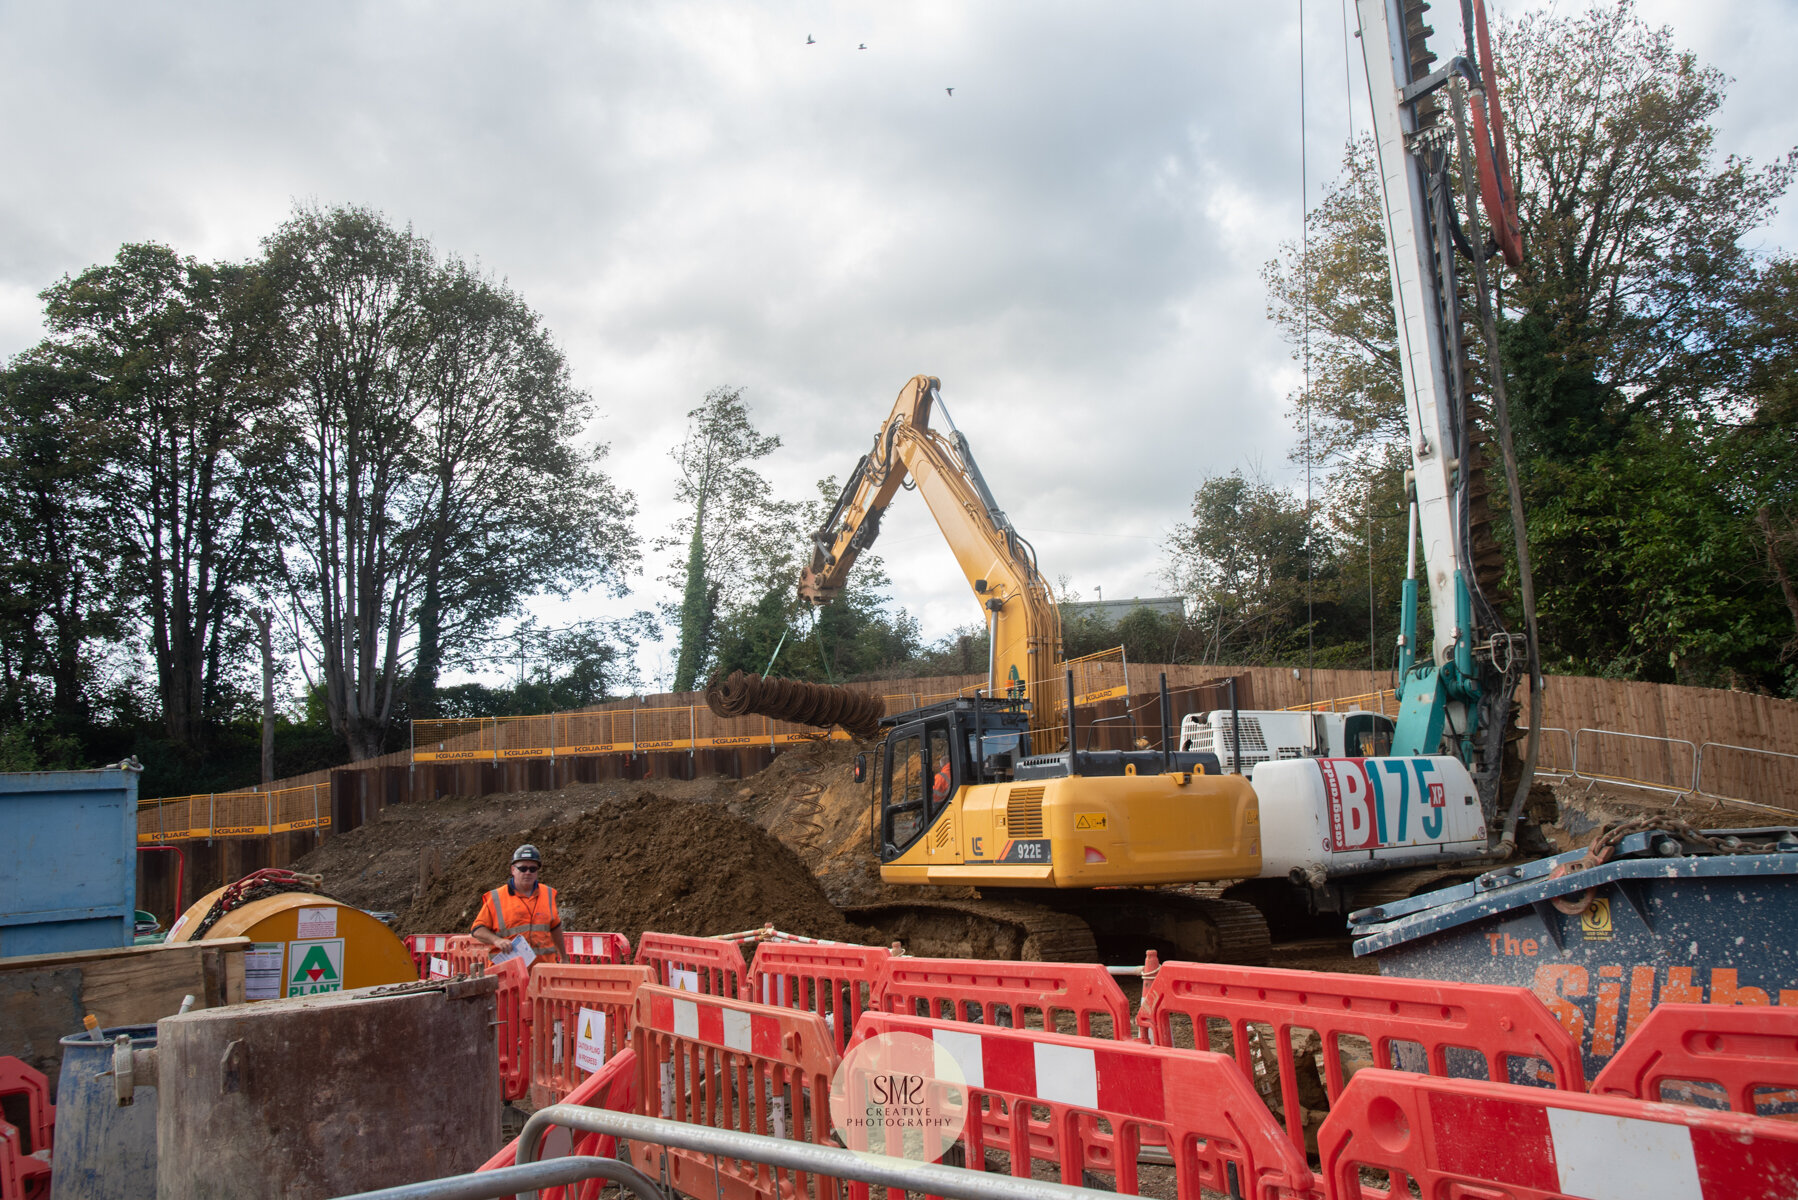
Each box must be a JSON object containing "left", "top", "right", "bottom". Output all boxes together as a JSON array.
[{"left": 397, "top": 791, "right": 876, "bottom": 945}]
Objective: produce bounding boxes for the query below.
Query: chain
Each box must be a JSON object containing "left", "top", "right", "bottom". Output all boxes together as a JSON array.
[{"left": 1548, "top": 817, "right": 1786, "bottom": 916}]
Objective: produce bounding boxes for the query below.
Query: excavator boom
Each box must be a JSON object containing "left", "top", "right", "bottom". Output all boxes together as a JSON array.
[{"left": 801, "top": 375, "right": 1063, "bottom": 733}]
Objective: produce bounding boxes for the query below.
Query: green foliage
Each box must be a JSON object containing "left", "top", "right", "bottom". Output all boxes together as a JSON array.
[
  {"left": 708, "top": 554, "right": 921, "bottom": 685},
  {"left": 39, "top": 243, "right": 285, "bottom": 750},
  {"left": 661, "top": 387, "right": 797, "bottom": 692},
  {"left": 264, "top": 203, "right": 639, "bottom": 757},
  {"left": 1164, "top": 469, "right": 1331, "bottom": 663},
  {"left": 1248, "top": 1, "right": 1797, "bottom": 693},
  {"left": 1528, "top": 416, "right": 1792, "bottom": 687}
]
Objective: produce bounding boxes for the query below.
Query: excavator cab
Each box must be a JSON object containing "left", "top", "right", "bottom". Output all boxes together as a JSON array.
[{"left": 877, "top": 696, "right": 1032, "bottom": 863}]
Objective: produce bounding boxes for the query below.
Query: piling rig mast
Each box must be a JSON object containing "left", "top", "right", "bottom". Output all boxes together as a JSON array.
[{"left": 1357, "top": 0, "right": 1543, "bottom": 853}]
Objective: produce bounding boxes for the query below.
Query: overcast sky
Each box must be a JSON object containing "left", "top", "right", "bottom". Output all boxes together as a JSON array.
[{"left": 3, "top": 1, "right": 1794, "bottom": 692}]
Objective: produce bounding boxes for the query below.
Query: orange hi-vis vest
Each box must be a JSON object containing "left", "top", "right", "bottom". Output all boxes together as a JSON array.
[{"left": 474, "top": 882, "right": 561, "bottom": 959}]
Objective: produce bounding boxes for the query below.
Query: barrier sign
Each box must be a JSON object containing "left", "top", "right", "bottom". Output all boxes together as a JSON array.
[{"left": 574, "top": 1008, "right": 607, "bottom": 1072}]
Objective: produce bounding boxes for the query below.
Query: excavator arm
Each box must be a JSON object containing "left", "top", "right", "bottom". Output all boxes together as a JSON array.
[{"left": 799, "top": 375, "right": 1064, "bottom": 732}]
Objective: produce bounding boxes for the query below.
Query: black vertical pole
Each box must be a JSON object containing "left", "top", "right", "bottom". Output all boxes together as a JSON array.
[
  {"left": 1228, "top": 676, "right": 1241, "bottom": 775},
  {"left": 1065, "top": 669, "right": 1078, "bottom": 756},
  {"left": 1160, "top": 672, "right": 1173, "bottom": 772}
]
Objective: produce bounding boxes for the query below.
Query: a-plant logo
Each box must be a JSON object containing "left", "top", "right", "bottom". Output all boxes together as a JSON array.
[{"left": 828, "top": 1031, "right": 968, "bottom": 1163}]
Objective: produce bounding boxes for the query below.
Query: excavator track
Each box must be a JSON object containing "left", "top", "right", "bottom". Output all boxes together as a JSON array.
[
  {"left": 846, "top": 898, "right": 1099, "bottom": 963},
  {"left": 849, "top": 890, "right": 1272, "bottom": 967}
]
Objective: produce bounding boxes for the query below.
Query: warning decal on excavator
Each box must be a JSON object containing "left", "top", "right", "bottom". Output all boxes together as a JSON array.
[
  {"left": 1075, "top": 813, "right": 1108, "bottom": 831},
  {"left": 997, "top": 839, "right": 1051, "bottom": 863}
]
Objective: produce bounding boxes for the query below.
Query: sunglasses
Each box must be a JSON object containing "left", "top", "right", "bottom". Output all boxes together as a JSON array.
[{"left": 513, "top": 864, "right": 539, "bottom": 873}]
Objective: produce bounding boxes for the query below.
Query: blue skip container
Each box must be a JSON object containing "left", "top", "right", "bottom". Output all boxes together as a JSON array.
[
  {"left": 1349, "top": 826, "right": 1798, "bottom": 1082},
  {"left": 50, "top": 1025, "right": 158, "bottom": 1200}
]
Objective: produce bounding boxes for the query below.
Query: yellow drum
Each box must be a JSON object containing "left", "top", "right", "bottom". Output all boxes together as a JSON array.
[{"left": 167, "top": 890, "right": 418, "bottom": 1000}]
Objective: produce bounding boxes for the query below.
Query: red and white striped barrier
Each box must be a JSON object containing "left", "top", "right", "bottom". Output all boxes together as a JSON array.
[
  {"left": 1319, "top": 1068, "right": 1798, "bottom": 1200},
  {"left": 747, "top": 941, "right": 889, "bottom": 1053},
  {"left": 1592, "top": 1002, "right": 1798, "bottom": 1115},
  {"left": 635, "top": 931, "right": 748, "bottom": 999},
  {"left": 402, "top": 934, "right": 456, "bottom": 978},
  {"left": 563, "top": 932, "right": 632, "bottom": 964},
  {"left": 852, "top": 1010, "right": 1316, "bottom": 1200}
]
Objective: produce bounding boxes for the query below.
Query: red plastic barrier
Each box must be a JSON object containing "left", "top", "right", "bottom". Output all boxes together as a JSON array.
[
  {"left": 632, "top": 983, "right": 840, "bottom": 1200},
  {"left": 1319, "top": 1068, "right": 1798, "bottom": 1200},
  {"left": 528, "top": 962, "right": 655, "bottom": 1108},
  {"left": 0, "top": 1122, "right": 49, "bottom": 1200},
  {"left": 445, "top": 934, "right": 493, "bottom": 976},
  {"left": 1137, "top": 961, "right": 1585, "bottom": 1153},
  {"left": 477, "top": 1047, "right": 640, "bottom": 1200},
  {"left": 874, "top": 956, "right": 1133, "bottom": 1039},
  {"left": 634, "top": 931, "right": 748, "bottom": 998},
  {"left": 492, "top": 956, "right": 533, "bottom": 1102},
  {"left": 0, "top": 1059, "right": 52, "bottom": 1162},
  {"left": 1592, "top": 1002, "right": 1798, "bottom": 1115},
  {"left": 0, "top": 1057, "right": 51, "bottom": 1200},
  {"left": 563, "top": 931, "right": 632, "bottom": 965},
  {"left": 850, "top": 1010, "right": 1315, "bottom": 1200},
  {"left": 747, "top": 941, "right": 889, "bottom": 1053},
  {"left": 403, "top": 934, "right": 456, "bottom": 978}
]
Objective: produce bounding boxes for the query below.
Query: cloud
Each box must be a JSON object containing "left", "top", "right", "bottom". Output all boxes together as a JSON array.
[{"left": 3, "top": 0, "right": 1791, "bottom": 688}]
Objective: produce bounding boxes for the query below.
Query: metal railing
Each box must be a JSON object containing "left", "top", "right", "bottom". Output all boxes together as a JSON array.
[
  {"left": 1572, "top": 727, "right": 1699, "bottom": 797},
  {"left": 517, "top": 1106, "right": 1125, "bottom": 1200},
  {"left": 1697, "top": 741, "right": 1798, "bottom": 808},
  {"left": 136, "top": 781, "right": 330, "bottom": 844},
  {"left": 333, "top": 1156, "right": 662, "bottom": 1200},
  {"left": 1522, "top": 726, "right": 1797, "bottom": 814}
]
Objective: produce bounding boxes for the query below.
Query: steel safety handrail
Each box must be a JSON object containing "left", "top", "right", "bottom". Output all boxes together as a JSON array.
[
  {"left": 1572, "top": 726, "right": 1698, "bottom": 796},
  {"left": 1523, "top": 726, "right": 1575, "bottom": 776},
  {"left": 329, "top": 1155, "right": 663, "bottom": 1200},
  {"left": 518, "top": 1106, "right": 1127, "bottom": 1200},
  {"left": 1697, "top": 740, "right": 1798, "bottom": 805}
]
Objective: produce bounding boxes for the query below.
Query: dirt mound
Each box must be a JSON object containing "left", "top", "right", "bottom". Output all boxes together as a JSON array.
[
  {"left": 291, "top": 774, "right": 722, "bottom": 915},
  {"left": 398, "top": 791, "right": 874, "bottom": 945},
  {"left": 727, "top": 737, "right": 972, "bottom": 908}
]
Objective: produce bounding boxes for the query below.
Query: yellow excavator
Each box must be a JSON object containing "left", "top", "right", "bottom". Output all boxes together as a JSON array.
[{"left": 800, "top": 375, "right": 1274, "bottom": 963}]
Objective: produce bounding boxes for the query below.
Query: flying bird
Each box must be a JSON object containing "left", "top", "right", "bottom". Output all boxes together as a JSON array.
[
  {"left": 805, "top": 34, "right": 815, "bottom": 44},
  {"left": 945, "top": 87, "right": 954, "bottom": 96}
]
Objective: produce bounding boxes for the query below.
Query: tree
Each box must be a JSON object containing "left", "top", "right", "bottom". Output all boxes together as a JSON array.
[
  {"left": 1164, "top": 469, "right": 1329, "bottom": 664},
  {"left": 0, "top": 348, "right": 128, "bottom": 736},
  {"left": 265, "top": 203, "right": 641, "bottom": 759},
  {"left": 38, "top": 243, "right": 285, "bottom": 750},
  {"left": 407, "top": 256, "right": 638, "bottom": 716},
  {"left": 661, "top": 388, "right": 800, "bottom": 692},
  {"left": 263, "top": 205, "right": 436, "bottom": 760}
]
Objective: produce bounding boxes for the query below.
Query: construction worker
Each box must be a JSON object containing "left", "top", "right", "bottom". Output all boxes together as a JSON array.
[
  {"left": 471, "top": 844, "right": 567, "bottom": 963},
  {"left": 933, "top": 756, "right": 952, "bottom": 804}
]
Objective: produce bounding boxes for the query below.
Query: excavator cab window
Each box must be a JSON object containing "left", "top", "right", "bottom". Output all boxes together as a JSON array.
[
  {"left": 882, "top": 731, "right": 927, "bottom": 858},
  {"left": 927, "top": 726, "right": 953, "bottom": 813},
  {"left": 1344, "top": 712, "right": 1395, "bottom": 758}
]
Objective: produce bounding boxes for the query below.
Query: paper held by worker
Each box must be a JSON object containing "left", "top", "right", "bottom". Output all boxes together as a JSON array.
[
  {"left": 575, "top": 1008, "right": 607, "bottom": 1072},
  {"left": 490, "top": 934, "right": 536, "bottom": 968}
]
